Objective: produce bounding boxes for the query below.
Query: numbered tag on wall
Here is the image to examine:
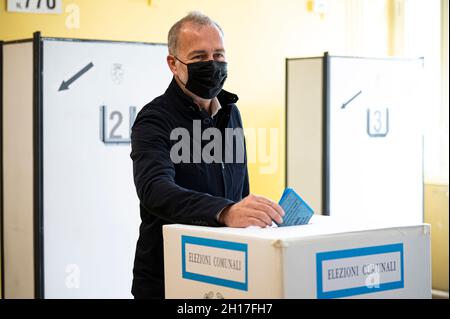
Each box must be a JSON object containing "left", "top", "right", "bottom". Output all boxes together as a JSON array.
[
  {"left": 367, "top": 108, "right": 389, "bottom": 138},
  {"left": 7, "top": 0, "right": 62, "bottom": 13},
  {"left": 100, "top": 106, "right": 137, "bottom": 144}
]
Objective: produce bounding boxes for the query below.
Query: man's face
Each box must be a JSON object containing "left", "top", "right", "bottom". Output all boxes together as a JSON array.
[{"left": 168, "top": 22, "right": 226, "bottom": 89}]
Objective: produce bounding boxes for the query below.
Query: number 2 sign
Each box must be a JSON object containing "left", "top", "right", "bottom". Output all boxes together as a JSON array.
[{"left": 100, "top": 106, "right": 137, "bottom": 144}]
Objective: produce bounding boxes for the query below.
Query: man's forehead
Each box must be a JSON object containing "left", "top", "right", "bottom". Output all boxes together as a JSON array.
[
  {"left": 179, "top": 21, "right": 222, "bottom": 36},
  {"left": 177, "top": 22, "right": 224, "bottom": 54}
]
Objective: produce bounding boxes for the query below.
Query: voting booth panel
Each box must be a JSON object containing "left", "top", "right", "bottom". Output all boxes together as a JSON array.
[
  {"left": 286, "top": 54, "right": 424, "bottom": 224},
  {"left": 1, "top": 33, "right": 171, "bottom": 298},
  {"left": 2, "top": 40, "right": 35, "bottom": 299},
  {"left": 164, "top": 216, "right": 431, "bottom": 299}
]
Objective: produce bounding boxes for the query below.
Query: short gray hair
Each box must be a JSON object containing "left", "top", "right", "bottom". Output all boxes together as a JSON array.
[{"left": 168, "top": 11, "right": 224, "bottom": 55}]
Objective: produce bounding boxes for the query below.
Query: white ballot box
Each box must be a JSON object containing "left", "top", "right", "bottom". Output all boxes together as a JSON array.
[{"left": 163, "top": 216, "right": 431, "bottom": 299}]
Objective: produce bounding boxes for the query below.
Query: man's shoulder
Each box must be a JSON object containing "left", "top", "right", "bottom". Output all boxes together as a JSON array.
[
  {"left": 132, "top": 93, "right": 175, "bottom": 133},
  {"left": 138, "top": 94, "right": 171, "bottom": 118},
  {"left": 228, "top": 103, "right": 244, "bottom": 128}
]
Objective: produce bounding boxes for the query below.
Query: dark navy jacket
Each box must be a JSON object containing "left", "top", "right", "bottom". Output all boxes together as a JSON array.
[{"left": 130, "top": 78, "right": 249, "bottom": 298}]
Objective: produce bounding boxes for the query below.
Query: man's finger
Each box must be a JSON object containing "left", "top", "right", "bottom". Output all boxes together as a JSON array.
[
  {"left": 250, "top": 202, "right": 281, "bottom": 223},
  {"left": 247, "top": 208, "right": 272, "bottom": 225},
  {"left": 254, "top": 195, "right": 285, "bottom": 217},
  {"left": 249, "top": 202, "right": 283, "bottom": 224},
  {"left": 247, "top": 217, "right": 267, "bottom": 228}
]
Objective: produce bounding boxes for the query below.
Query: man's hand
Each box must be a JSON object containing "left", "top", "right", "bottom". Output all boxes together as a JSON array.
[{"left": 219, "top": 194, "right": 285, "bottom": 227}]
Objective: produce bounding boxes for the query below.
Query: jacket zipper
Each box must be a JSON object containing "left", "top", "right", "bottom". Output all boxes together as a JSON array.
[{"left": 219, "top": 161, "right": 227, "bottom": 198}]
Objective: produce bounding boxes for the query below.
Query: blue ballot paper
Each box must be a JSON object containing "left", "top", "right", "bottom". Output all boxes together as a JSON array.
[{"left": 277, "top": 188, "right": 314, "bottom": 227}]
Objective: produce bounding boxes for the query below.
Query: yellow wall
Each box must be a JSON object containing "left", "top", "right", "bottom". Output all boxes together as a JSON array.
[{"left": 425, "top": 183, "right": 449, "bottom": 293}]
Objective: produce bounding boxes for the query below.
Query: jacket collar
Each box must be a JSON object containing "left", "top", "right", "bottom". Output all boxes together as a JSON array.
[{"left": 165, "top": 77, "right": 239, "bottom": 116}]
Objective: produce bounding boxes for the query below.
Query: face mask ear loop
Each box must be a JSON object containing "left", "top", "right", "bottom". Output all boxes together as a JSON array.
[
  {"left": 174, "top": 56, "right": 187, "bottom": 65},
  {"left": 173, "top": 56, "right": 188, "bottom": 86}
]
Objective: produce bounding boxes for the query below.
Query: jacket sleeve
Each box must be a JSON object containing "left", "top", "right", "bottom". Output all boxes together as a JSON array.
[
  {"left": 242, "top": 164, "right": 250, "bottom": 198},
  {"left": 235, "top": 106, "right": 250, "bottom": 198},
  {"left": 130, "top": 108, "right": 234, "bottom": 226}
]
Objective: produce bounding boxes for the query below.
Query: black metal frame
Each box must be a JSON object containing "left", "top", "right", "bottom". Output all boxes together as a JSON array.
[
  {"left": 0, "top": 39, "right": 4, "bottom": 299},
  {"left": 33, "top": 31, "right": 45, "bottom": 299},
  {"left": 322, "top": 52, "right": 330, "bottom": 216},
  {"left": 2, "top": 39, "right": 33, "bottom": 45},
  {"left": 40, "top": 36, "right": 165, "bottom": 47}
]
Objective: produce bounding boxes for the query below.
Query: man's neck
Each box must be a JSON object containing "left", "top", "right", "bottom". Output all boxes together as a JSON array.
[{"left": 192, "top": 95, "right": 212, "bottom": 114}]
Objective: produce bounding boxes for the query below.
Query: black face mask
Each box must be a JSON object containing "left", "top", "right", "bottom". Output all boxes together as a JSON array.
[{"left": 176, "top": 57, "right": 227, "bottom": 99}]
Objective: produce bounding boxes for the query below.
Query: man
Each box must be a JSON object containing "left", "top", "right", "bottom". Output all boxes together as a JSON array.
[{"left": 130, "top": 12, "right": 285, "bottom": 299}]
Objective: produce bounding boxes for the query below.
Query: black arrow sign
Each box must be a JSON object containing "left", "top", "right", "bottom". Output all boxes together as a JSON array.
[
  {"left": 58, "top": 62, "right": 94, "bottom": 91},
  {"left": 341, "top": 90, "right": 362, "bottom": 109}
]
